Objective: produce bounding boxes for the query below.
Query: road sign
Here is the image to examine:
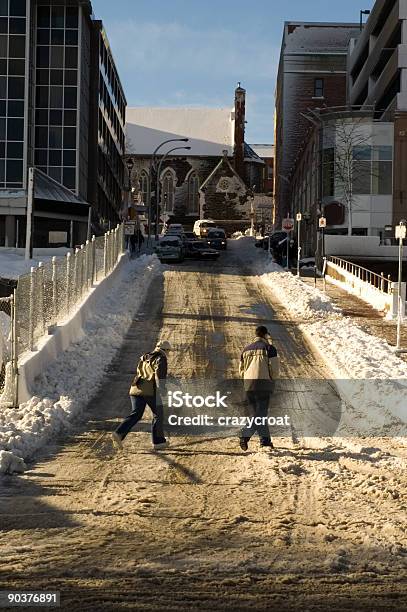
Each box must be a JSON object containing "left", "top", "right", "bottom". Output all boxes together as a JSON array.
[
  {"left": 396, "top": 224, "right": 406, "bottom": 240},
  {"left": 296, "top": 213, "right": 302, "bottom": 222},
  {"left": 282, "top": 218, "right": 295, "bottom": 232},
  {"left": 124, "top": 221, "right": 136, "bottom": 236},
  {"left": 319, "top": 217, "right": 327, "bottom": 229}
]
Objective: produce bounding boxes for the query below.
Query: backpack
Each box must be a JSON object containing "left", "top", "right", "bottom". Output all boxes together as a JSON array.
[{"left": 129, "top": 352, "right": 159, "bottom": 396}]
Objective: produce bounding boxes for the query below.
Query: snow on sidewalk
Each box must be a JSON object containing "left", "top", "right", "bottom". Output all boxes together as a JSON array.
[
  {"left": 231, "top": 238, "right": 407, "bottom": 436},
  {"left": 0, "top": 254, "right": 161, "bottom": 474}
]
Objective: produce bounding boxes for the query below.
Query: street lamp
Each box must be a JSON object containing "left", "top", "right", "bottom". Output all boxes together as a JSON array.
[
  {"left": 125, "top": 157, "right": 134, "bottom": 220},
  {"left": 155, "top": 146, "right": 191, "bottom": 239},
  {"left": 148, "top": 138, "right": 189, "bottom": 243},
  {"left": 359, "top": 9, "right": 371, "bottom": 31}
]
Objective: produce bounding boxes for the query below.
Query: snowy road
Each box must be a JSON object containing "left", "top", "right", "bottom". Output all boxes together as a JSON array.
[{"left": 0, "top": 246, "right": 406, "bottom": 611}]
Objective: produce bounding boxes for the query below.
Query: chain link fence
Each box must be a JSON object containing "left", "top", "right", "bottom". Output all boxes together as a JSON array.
[
  {"left": 0, "top": 224, "right": 125, "bottom": 407},
  {"left": 0, "top": 295, "right": 17, "bottom": 407}
]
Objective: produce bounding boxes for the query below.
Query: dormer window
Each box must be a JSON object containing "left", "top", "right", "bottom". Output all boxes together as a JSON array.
[{"left": 314, "top": 78, "right": 324, "bottom": 98}]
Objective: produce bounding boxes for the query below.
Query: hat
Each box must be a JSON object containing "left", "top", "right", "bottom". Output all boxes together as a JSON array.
[{"left": 155, "top": 340, "right": 172, "bottom": 352}]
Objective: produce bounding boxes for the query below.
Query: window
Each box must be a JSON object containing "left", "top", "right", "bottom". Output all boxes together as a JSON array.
[
  {"left": 314, "top": 78, "right": 324, "bottom": 98},
  {"left": 63, "top": 126, "right": 76, "bottom": 148},
  {"left": 37, "top": 29, "right": 50, "bottom": 44},
  {"left": 51, "top": 6, "right": 64, "bottom": 29},
  {"left": 49, "top": 85, "right": 63, "bottom": 108},
  {"left": 49, "top": 149, "right": 61, "bottom": 166},
  {"left": 372, "top": 146, "right": 392, "bottom": 194},
  {"left": 9, "top": 35, "right": 25, "bottom": 57},
  {"left": 63, "top": 167, "right": 75, "bottom": 189},
  {"left": 65, "top": 30, "right": 78, "bottom": 46},
  {"left": 65, "top": 47, "right": 77, "bottom": 68},
  {"left": 7, "top": 141, "right": 23, "bottom": 157},
  {"left": 161, "top": 170, "right": 175, "bottom": 213},
  {"left": 63, "top": 150, "right": 76, "bottom": 166},
  {"left": 64, "top": 69, "right": 77, "bottom": 85},
  {"left": 8, "top": 58, "right": 25, "bottom": 75},
  {"left": 9, "top": 18, "right": 25, "bottom": 35},
  {"left": 8, "top": 76, "right": 24, "bottom": 98},
  {"left": 49, "top": 126, "right": 62, "bottom": 148},
  {"left": 51, "top": 29, "right": 64, "bottom": 45},
  {"left": 37, "top": 7, "right": 50, "bottom": 28},
  {"left": 8, "top": 99, "right": 23, "bottom": 116},
  {"left": 50, "top": 69, "right": 63, "bottom": 85},
  {"left": 7, "top": 117, "right": 23, "bottom": 139},
  {"left": 6, "top": 159, "right": 22, "bottom": 182},
  {"left": 140, "top": 171, "right": 149, "bottom": 205},
  {"left": 63, "top": 86, "right": 76, "bottom": 108},
  {"left": 188, "top": 172, "right": 200, "bottom": 214},
  {"left": 10, "top": 0, "right": 27, "bottom": 17}
]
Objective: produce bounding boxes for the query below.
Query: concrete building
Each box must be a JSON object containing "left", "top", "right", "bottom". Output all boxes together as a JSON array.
[
  {"left": 348, "top": 0, "right": 407, "bottom": 225},
  {"left": 274, "top": 22, "right": 360, "bottom": 228},
  {"left": 125, "top": 85, "right": 265, "bottom": 233},
  {"left": 0, "top": 0, "right": 126, "bottom": 248}
]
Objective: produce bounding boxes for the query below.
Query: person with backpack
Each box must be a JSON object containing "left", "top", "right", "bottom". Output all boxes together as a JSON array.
[
  {"left": 111, "top": 340, "right": 172, "bottom": 451},
  {"left": 238, "top": 326, "right": 279, "bottom": 451}
]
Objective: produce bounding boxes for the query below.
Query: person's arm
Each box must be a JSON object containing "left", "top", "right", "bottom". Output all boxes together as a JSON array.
[
  {"left": 239, "top": 351, "right": 245, "bottom": 377},
  {"left": 268, "top": 345, "right": 280, "bottom": 379},
  {"left": 154, "top": 353, "right": 168, "bottom": 389}
]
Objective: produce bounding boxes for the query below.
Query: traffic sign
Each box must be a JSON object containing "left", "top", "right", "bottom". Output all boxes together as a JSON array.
[
  {"left": 124, "top": 221, "right": 136, "bottom": 235},
  {"left": 296, "top": 213, "right": 302, "bottom": 222},
  {"left": 282, "top": 218, "right": 295, "bottom": 232},
  {"left": 319, "top": 217, "right": 327, "bottom": 229},
  {"left": 396, "top": 224, "right": 406, "bottom": 240}
]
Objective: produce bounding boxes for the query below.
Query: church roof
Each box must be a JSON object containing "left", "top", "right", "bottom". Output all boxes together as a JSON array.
[{"left": 126, "top": 107, "right": 235, "bottom": 157}]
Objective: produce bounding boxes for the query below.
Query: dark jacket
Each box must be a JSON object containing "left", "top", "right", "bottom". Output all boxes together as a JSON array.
[{"left": 130, "top": 350, "right": 168, "bottom": 397}]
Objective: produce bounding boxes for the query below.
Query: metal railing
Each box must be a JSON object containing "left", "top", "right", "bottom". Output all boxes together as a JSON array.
[
  {"left": 0, "top": 224, "right": 125, "bottom": 408},
  {"left": 327, "top": 256, "right": 392, "bottom": 295}
]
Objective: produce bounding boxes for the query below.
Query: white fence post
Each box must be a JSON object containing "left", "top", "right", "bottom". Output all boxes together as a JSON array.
[
  {"left": 91, "top": 235, "right": 96, "bottom": 285},
  {"left": 66, "top": 252, "right": 71, "bottom": 315},
  {"left": 103, "top": 232, "right": 108, "bottom": 277},
  {"left": 28, "top": 267, "right": 34, "bottom": 351},
  {"left": 52, "top": 256, "right": 57, "bottom": 325},
  {"left": 85, "top": 240, "right": 90, "bottom": 291},
  {"left": 73, "top": 248, "right": 79, "bottom": 306},
  {"left": 38, "top": 262, "right": 45, "bottom": 337}
]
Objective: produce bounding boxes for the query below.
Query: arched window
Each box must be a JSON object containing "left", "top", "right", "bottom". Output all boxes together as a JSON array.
[
  {"left": 140, "top": 171, "right": 149, "bottom": 205},
  {"left": 188, "top": 172, "right": 200, "bottom": 214},
  {"left": 161, "top": 169, "right": 175, "bottom": 213}
]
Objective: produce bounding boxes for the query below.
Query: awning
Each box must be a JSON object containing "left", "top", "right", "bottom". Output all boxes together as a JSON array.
[{"left": 34, "top": 169, "right": 90, "bottom": 220}]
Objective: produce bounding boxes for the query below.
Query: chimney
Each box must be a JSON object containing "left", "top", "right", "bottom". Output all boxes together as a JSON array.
[{"left": 234, "top": 83, "right": 246, "bottom": 180}]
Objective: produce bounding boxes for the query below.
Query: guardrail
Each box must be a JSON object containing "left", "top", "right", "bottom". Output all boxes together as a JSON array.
[
  {"left": 0, "top": 224, "right": 125, "bottom": 408},
  {"left": 328, "top": 256, "right": 392, "bottom": 295},
  {"left": 325, "top": 256, "right": 405, "bottom": 318}
]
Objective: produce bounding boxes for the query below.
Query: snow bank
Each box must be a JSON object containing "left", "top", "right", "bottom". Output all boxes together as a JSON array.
[
  {"left": 0, "top": 254, "right": 161, "bottom": 474},
  {"left": 260, "top": 261, "right": 339, "bottom": 320},
  {"left": 230, "top": 238, "right": 407, "bottom": 436}
]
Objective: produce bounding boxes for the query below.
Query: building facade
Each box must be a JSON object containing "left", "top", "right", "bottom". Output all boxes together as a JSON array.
[
  {"left": 274, "top": 22, "right": 360, "bottom": 228},
  {"left": 348, "top": 0, "right": 407, "bottom": 225},
  {"left": 0, "top": 0, "right": 126, "bottom": 248},
  {"left": 250, "top": 144, "right": 274, "bottom": 194},
  {"left": 125, "top": 86, "right": 265, "bottom": 233},
  {"left": 290, "top": 109, "right": 394, "bottom": 256}
]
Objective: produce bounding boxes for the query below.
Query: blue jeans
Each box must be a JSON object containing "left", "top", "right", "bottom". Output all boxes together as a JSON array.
[
  {"left": 115, "top": 395, "right": 166, "bottom": 445},
  {"left": 240, "top": 391, "right": 272, "bottom": 445}
]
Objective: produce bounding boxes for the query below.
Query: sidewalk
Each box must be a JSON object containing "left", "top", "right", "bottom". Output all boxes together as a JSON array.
[{"left": 300, "top": 272, "right": 407, "bottom": 361}]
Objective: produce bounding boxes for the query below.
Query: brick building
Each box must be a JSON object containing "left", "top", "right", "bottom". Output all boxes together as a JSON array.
[
  {"left": 274, "top": 22, "right": 360, "bottom": 228},
  {"left": 125, "top": 85, "right": 265, "bottom": 233}
]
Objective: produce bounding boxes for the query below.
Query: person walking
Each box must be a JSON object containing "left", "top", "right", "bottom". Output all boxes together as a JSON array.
[
  {"left": 239, "top": 326, "right": 279, "bottom": 451},
  {"left": 112, "top": 340, "right": 172, "bottom": 451}
]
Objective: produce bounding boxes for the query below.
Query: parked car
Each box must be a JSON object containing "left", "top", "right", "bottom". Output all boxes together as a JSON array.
[
  {"left": 183, "top": 231, "right": 197, "bottom": 241},
  {"left": 193, "top": 219, "right": 216, "bottom": 238},
  {"left": 206, "top": 228, "right": 227, "bottom": 250},
  {"left": 154, "top": 235, "right": 184, "bottom": 263},
  {"left": 185, "top": 240, "right": 220, "bottom": 260},
  {"left": 165, "top": 223, "right": 184, "bottom": 236}
]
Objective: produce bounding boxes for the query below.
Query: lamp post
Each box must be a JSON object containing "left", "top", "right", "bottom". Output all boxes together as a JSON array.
[
  {"left": 396, "top": 219, "right": 406, "bottom": 353},
  {"left": 125, "top": 157, "right": 134, "bottom": 220},
  {"left": 155, "top": 146, "right": 191, "bottom": 239},
  {"left": 250, "top": 185, "right": 256, "bottom": 237},
  {"left": 360, "top": 9, "right": 371, "bottom": 31},
  {"left": 148, "top": 138, "right": 189, "bottom": 243},
  {"left": 296, "top": 212, "right": 302, "bottom": 277}
]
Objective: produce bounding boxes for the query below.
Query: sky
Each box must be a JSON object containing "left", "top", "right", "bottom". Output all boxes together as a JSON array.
[{"left": 93, "top": 0, "right": 374, "bottom": 144}]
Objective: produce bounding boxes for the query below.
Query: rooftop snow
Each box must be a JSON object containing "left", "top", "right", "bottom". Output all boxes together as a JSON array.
[
  {"left": 126, "top": 107, "right": 235, "bottom": 157},
  {"left": 250, "top": 144, "right": 274, "bottom": 159}
]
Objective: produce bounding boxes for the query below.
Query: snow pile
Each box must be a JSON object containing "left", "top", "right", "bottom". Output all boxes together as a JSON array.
[
  {"left": 260, "top": 261, "right": 339, "bottom": 320},
  {"left": 302, "top": 318, "right": 407, "bottom": 434},
  {"left": 0, "top": 248, "right": 69, "bottom": 280},
  {"left": 0, "top": 254, "right": 161, "bottom": 474}
]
